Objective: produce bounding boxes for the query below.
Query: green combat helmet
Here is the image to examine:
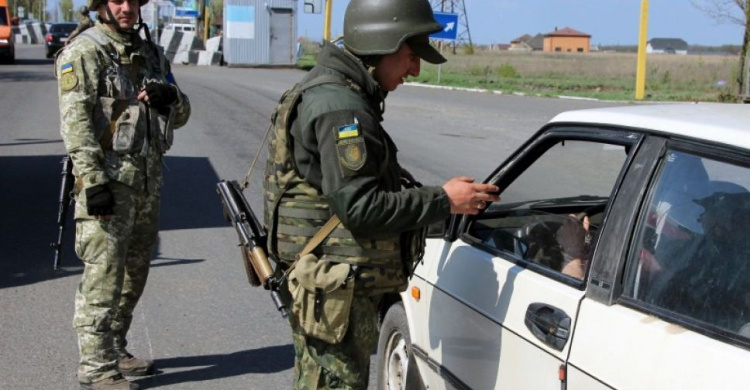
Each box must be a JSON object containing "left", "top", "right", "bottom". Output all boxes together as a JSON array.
[
  {"left": 79, "top": 5, "right": 89, "bottom": 15},
  {"left": 343, "top": 0, "right": 446, "bottom": 64},
  {"left": 87, "top": 0, "right": 149, "bottom": 10}
]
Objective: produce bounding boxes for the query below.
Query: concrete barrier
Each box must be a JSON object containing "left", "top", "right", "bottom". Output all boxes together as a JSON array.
[
  {"left": 159, "top": 30, "right": 205, "bottom": 63},
  {"left": 12, "top": 22, "right": 48, "bottom": 44}
]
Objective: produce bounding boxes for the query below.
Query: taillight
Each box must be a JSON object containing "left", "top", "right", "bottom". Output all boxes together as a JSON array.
[{"left": 45, "top": 33, "right": 53, "bottom": 43}]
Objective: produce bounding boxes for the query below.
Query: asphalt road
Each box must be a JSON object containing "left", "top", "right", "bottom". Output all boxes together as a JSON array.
[{"left": 0, "top": 44, "right": 617, "bottom": 390}]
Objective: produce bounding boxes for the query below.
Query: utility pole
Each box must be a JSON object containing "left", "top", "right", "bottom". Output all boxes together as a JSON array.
[
  {"left": 635, "top": 0, "right": 649, "bottom": 100},
  {"left": 430, "top": 0, "right": 472, "bottom": 54},
  {"left": 323, "top": 0, "right": 332, "bottom": 41}
]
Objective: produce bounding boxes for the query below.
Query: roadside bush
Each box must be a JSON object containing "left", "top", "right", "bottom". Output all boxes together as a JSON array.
[{"left": 496, "top": 63, "right": 520, "bottom": 79}]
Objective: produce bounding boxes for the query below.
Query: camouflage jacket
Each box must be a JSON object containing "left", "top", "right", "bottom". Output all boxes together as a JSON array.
[
  {"left": 56, "top": 22, "right": 190, "bottom": 214},
  {"left": 264, "top": 41, "right": 450, "bottom": 294}
]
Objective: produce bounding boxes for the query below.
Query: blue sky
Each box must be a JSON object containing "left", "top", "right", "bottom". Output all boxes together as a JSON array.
[{"left": 299, "top": 0, "right": 745, "bottom": 46}]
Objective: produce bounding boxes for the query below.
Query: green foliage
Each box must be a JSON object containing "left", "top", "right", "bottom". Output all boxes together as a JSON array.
[
  {"left": 496, "top": 63, "right": 520, "bottom": 79},
  {"left": 60, "top": 0, "right": 74, "bottom": 22}
]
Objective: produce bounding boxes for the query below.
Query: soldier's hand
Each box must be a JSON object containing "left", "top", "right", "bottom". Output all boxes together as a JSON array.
[
  {"left": 143, "top": 82, "right": 178, "bottom": 108},
  {"left": 442, "top": 176, "right": 500, "bottom": 215},
  {"left": 85, "top": 185, "right": 114, "bottom": 217}
]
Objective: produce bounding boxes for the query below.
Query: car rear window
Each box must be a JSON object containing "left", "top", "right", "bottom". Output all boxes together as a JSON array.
[
  {"left": 624, "top": 150, "right": 750, "bottom": 339},
  {"left": 50, "top": 23, "right": 77, "bottom": 33}
]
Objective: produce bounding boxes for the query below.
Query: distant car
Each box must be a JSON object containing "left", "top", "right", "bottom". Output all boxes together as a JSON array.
[
  {"left": 164, "top": 23, "right": 196, "bottom": 33},
  {"left": 45, "top": 22, "right": 77, "bottom": 58},
  {"left": 0, "top": 0, "right": 14, "bottom": 64},
  {"left": 376, "top": 103, "right": 750, "bottom": 389}
]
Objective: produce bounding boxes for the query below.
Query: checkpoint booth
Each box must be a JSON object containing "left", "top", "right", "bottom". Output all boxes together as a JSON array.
[{"left": 223, "top": 0, "right": 298, "bottom": 66}]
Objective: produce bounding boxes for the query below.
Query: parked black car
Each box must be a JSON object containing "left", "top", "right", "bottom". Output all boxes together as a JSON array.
[{"left": 45, "top": 22, "right": 77, "bottom": 58}]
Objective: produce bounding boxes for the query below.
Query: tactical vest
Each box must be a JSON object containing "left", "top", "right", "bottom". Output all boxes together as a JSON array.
[
  {"left": 263, "top": 75, "right": 413, "bottom": 295},
  {"left": 75, "top": 27, "right": 175, "bottom": 156}
]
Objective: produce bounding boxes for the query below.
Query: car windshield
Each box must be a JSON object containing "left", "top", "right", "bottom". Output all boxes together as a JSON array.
[
  {"left": 0, "top": 7, "right": 8, "bottom": 25},
  {"left": 50, "top": 23, "right": 77, "bottom": 33}
]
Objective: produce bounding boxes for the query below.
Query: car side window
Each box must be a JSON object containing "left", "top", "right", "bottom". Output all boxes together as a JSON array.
[
  {"left": 624, "top": 150, "right": 750, "bottom": 338},
  {"left": 467, "top": 139, "right": 629, "bottom": 281}
]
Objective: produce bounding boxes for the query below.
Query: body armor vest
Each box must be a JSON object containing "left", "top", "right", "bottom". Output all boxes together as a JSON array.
[
  {"left": 77, "top": 27, "right": 175, "bottom": 156},
  {"left": 263, "top": 75, "right": 412, "bottom": 294}
]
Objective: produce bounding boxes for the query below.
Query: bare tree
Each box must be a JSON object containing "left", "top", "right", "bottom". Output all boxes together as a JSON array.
[{"left": 692, "top": 0, "right": 750, "bottom": 97}]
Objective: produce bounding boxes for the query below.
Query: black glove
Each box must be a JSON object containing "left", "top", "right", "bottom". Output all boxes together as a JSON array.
[
  {"left": 145, "top": 82, "right": 178, "bottom": 108},
  {"left": 85, "top": 185, "right": 114, "bottom": 216}
]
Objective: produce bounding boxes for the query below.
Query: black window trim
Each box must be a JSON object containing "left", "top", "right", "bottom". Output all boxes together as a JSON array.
[
  {"left": 457, "top": 125, "right": 644, "bottom": 288},
  {"left": 604, "top": 137, "right": 750, "bottom": 350}
]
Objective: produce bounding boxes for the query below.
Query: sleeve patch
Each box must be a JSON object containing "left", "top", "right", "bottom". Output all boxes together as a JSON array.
[
  {"left": 61, "top": 72, "right": 79, "bottom": 91},
  {"left": 61, "top": 63, "right": 74, "bottom": 74},
  {"left": 337, "top": 123, "right": 360, "bottom": 139}
]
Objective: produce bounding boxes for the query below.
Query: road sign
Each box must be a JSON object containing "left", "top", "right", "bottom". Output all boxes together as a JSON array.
[
  {"left": 175, "top": 8, "right": 199, "bottom": 17},
  {"left": 431, "top": 12, "right": 458, "bottom": 41}
]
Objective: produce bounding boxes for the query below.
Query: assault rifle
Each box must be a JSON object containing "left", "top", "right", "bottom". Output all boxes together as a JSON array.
[
  {"left": 216, "top": 180, "right": 289, "bottom": 318},
  {"left": 51, "top": 156, "right": 75, "bottom": 270}
]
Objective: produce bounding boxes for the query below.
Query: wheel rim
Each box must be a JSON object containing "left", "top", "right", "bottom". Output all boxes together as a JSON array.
[{"left": 384, "top": 329, "right": 409, "bottom": 390}]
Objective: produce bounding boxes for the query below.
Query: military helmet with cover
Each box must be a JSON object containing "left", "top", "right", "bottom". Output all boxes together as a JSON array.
[
  {"left": 343, "top": 0, "right": 446, "bottom": 64},
  {"left": 87, "top": 0, "right": 149, "bottom": 11}
]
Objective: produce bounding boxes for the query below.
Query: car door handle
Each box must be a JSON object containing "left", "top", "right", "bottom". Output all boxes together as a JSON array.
[{"left": 524, "top": 303, "right": 571, "bottom": 351}]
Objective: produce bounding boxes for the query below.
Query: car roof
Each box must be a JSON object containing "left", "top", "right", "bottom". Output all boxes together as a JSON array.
[{"left": 549, "top": 103, "right": 750, "bottom": 151}]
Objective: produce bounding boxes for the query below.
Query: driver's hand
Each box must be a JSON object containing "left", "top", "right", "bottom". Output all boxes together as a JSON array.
[{"left": 557, "top": 215, "right": 589, "bottom": 259}]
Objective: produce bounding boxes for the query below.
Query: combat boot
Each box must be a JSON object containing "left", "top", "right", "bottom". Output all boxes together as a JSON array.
[
  {"left": 79, "top": 374, "right": 140, "bottom": 390},
  {"left": 117, "top": 352, "right": 154, "bottom": 377}
]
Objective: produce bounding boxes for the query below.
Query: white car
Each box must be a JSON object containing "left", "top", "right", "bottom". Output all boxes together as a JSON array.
[{"left": 376, "top": 103, "right": 750, "bottom": 389}]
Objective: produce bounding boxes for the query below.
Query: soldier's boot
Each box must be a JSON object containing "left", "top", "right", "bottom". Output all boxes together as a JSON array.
[
  {"left": 79, "top": 374, "right": 140, "bottom": 390},
  {"left": 117, "top": 352, "right": 154, "bottom": 377}
]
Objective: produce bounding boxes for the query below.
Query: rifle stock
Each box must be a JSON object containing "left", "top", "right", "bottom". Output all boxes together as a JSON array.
[
  {"left": 216, "top": 180, "right": 289, "bottom": 317},
  {"left": 51, "top": 156, "right": 74, "bottom": 270}
]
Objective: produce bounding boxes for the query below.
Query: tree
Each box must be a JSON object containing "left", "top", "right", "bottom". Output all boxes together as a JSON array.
[
  {"left": 59, "top": 0, "right": 73, "bottom": 21},
  {"left": 692, "top": 0, "right": 750, "bottom": 97}
]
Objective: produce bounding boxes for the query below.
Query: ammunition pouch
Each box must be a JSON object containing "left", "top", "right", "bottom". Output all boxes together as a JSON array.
[
  {"left": 93, "top": 97, "right": 143, "bottom": 153},
  {"left": 288, "top": 254, "right": 355, "bottom": 344}
]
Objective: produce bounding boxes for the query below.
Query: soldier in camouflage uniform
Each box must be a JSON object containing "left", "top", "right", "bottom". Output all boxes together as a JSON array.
[
  {"left": 55, "top": 0, "right": 190, "bottom": 387},
  {"left": 262, "top": 0, "right": 499, "bottom": 388}
]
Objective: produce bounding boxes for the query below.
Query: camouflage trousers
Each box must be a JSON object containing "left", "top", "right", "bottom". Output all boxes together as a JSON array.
[
  {"left": 73, "top": 181, "right": 160, "bottom": 383},
  {"left": 291, "top": 295, "right": 381, "bottom": 390}
]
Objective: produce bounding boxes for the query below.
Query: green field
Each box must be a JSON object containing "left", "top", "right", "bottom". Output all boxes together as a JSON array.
[{"left": 298, "top": 44, "right": 741, "bottom": 102}]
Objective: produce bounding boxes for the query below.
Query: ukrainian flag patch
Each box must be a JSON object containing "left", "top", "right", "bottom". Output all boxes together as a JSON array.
[
  {"left": 61, "top": 63, "right": 74, "bottom": 74},
  {"left": 337, "top": 123, "right": 359, "bottom": 139}
]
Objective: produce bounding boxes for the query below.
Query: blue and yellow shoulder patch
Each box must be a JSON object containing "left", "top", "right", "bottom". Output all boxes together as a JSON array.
[
  {"left": 61, "top": 63, "right": 74, "bottom": 75},
  {"left": 335, "top": 117, "right": 366, "bottom": 176},
  {"left": 337, "top": 122, "right": 360, "bottom": 139}
]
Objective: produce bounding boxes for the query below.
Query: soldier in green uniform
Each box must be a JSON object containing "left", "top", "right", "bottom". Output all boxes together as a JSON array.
[
  {"left": 262, "top": 0, "right": 500, "bottom": 388},
  {"left": 55, "top": 0, "right": 191, "bottom": 387}
]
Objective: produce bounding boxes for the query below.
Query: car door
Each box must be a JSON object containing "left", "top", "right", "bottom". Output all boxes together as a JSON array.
[
  {"left": 410, "top": 127, "right": 641, "bottom": 389},
  {"left": 568, "top": 138, "right": 750, "bottom": 389}
]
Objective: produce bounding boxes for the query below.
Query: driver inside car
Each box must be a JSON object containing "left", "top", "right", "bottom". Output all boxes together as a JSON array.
[{"left": 556, "top": 214, "right": 594, "bottom": 279}]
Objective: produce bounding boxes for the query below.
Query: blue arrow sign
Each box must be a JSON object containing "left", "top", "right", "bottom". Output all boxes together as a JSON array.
[
  {"left": 431, "top": 12, "right": 459, "bottom": 41},
  {"left": 175, "top": 8, "right": 199, "bottom": 17}
]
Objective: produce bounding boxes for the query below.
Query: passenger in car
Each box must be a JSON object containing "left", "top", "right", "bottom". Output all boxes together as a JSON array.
[{"left": 657, "top": 191, "right": 750, "bottom": 332}]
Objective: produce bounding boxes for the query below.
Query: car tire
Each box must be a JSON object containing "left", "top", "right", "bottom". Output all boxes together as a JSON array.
[{"left": 376, "top": 302, "right": 425, "bottom": 390}]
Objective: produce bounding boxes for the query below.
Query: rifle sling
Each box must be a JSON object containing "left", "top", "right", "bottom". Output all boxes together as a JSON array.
[{"left": 280, "top": 214, "right": 341, "bottom": 281}]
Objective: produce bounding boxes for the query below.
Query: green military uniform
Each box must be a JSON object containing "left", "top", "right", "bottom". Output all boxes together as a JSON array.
[
  {"left": 264, "top": 40, "right": 450, "bottom": 389},
  {"left": 56, "top": 21, "right": 190, "bottom": 384}
]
